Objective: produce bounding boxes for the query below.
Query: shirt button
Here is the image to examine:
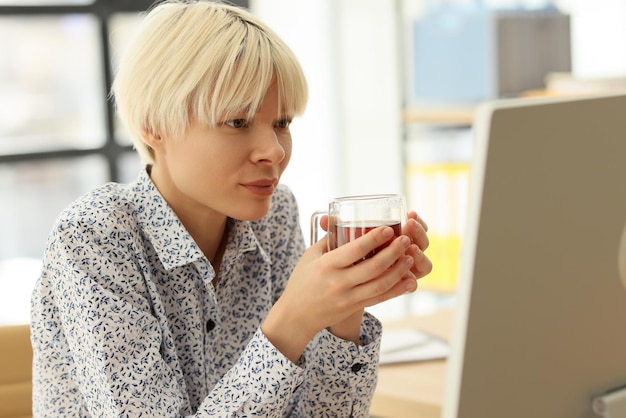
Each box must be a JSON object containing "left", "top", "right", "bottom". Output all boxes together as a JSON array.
[
  {"left": 351, "top": 363, "right": 363, "bottom": 373},
  {"left": 206, "top": 319, "right": 216, "bottom": 332}
]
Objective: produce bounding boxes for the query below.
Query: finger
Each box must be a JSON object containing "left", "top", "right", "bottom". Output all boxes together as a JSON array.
[
  {"left": 354, "top": 233, "right": 411, "bottom": 276},
  {"left": 310, "top": 233, "right": 330, "bottom": 255},
  {"left": 408, "top": 210, "right": 428, "bottom": 232},
  {"left": 362, "top": 275, "right": 419, "bottom": 308},
  {"left": 404, "top": 217, "right": 429, "bottom": 251},
  {"left": 320, "top": 214, "right": 329, "bottom": 232},
  {"left": 344, "top": 235, "right": 412, "bottom": 289},
  {"left": 407, "top": 244, "right": 433, "bottom": 279},
  {"left": 357, "top": 263, "right": 418, "bottom": 307},
  {"left": 328, "top": 226, "right": 399, "bottom": 268}
]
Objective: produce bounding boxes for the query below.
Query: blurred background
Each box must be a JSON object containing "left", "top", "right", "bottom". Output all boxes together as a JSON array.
[{"left": 1, "top": 0, "right": 625, "bottom": 325}]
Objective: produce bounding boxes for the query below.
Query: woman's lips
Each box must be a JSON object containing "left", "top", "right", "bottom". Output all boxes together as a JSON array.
[{"left": 242, "top": 180, "right": 277, "bottom": 196}]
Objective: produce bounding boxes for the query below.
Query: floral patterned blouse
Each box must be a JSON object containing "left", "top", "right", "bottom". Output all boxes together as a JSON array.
[{"left": 31, "top": 169, "right": 382, "bottom": 417}]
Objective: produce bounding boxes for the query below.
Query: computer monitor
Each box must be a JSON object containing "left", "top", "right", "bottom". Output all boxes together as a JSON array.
[{"left": 443, "top": 93, "right": 626, "bottom": 418}]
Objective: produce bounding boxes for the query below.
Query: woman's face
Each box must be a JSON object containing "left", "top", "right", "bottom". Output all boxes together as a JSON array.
[{"left": 148, "top": 83, "right": 293, "bottom": 224}]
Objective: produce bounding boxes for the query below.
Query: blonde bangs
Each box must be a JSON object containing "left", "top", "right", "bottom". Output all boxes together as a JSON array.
[
  {"left": 192, "top": 14, "right": 308, "bottom": 126},
  {"left": 192, "top": 27, "right": 274, "bottom": 126}
]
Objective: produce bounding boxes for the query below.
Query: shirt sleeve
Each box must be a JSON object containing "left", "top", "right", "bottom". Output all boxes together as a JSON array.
[
  {"left": 286, "top": 312, "right": 382, "bottom": 416},
  {"left": 195, "top": 329, "right": 305, "bottom": 417}
]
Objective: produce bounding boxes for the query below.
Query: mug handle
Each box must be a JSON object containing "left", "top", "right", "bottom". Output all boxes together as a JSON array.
[{"left": 310, "top": 210, "right": 327, "bottom": 246}]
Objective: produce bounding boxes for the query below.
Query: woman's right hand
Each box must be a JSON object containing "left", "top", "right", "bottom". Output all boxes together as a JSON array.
[{"left": 261, "top": 225, "right": 417, "bottom": 362}]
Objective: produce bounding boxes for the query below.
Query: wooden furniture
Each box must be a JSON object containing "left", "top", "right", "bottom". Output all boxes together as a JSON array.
[
  {"left": 370, "top": 309, "right": 454, "bottom": 418},
  {"left": 0, "top": 325, "right": 32, "bottom": 418}
]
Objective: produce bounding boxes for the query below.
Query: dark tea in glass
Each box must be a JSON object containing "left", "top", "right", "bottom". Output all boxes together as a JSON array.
[
  {"left": 311, "top": 194, "right": 407, "bottom": 260},
  {"left": 331, "top": 220, "right": 402, "bottom": 259}
]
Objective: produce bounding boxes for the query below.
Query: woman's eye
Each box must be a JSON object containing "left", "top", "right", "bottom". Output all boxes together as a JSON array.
[
  {"left": 225, "top": 119, "right": 248, "bottom": 128},
  {"left": 275, "top": 119, "right": 292, "bottom": 129}
]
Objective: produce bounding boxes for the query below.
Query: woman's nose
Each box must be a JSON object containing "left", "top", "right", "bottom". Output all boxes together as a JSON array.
[{"left": 252, "top": 129, "right": 286, "bottom": 164}]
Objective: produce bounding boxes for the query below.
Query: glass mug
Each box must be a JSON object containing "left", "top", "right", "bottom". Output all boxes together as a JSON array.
[{"left": 311, "top": 194, "right": 407, "bottom": 260}]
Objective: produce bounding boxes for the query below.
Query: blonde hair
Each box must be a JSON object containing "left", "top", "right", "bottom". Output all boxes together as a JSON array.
[{"left": 112, "top": 0, "right": 308, "bottom": 165}]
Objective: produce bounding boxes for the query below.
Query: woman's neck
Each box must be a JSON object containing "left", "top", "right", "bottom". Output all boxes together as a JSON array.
[{"left": 147, "top": 164, "right": 229, "bottom": 266}]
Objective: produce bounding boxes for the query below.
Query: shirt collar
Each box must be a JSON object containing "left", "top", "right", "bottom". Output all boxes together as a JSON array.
[
  {"left": 225, "top": 217, "right": 272, "bottom": 265},
  {"left": 127, "top": 168, "right": 270, "bottom": 270}
]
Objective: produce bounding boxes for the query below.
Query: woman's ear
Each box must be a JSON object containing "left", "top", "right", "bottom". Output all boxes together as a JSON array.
[{"left": 141, "top": 129, "right": 162, "bottom": 150}]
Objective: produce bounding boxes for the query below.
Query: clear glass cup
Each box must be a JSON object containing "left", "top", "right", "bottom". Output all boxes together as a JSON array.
[{"left": 311, "top": 194, "right": 407, "bottom": 259}]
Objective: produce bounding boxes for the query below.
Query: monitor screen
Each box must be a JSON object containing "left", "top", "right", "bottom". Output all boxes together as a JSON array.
[{"left": 443, "top": 93, "right": 626, "bottom": 418}]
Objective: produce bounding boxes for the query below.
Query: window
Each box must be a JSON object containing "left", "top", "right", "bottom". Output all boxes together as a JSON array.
[{"left": 0, "top": 1, "right": 247, "bottom": 325}]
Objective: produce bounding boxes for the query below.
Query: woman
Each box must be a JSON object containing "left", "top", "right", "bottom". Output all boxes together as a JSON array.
[{"left": 31, "top": 1, "right": 432, "bottom": 416}]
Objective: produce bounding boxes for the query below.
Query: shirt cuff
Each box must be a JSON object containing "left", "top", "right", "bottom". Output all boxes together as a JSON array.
[
  {"left": 291, "top": 312, "right": 381, "bottom": 414},
  {"left": 308, "top": 311, "right": 382, "bottom": 379}
]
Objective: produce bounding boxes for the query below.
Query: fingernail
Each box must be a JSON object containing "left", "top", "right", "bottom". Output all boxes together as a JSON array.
[
  {"left": 401, "top": 236, "right": 411, "bottom": 248},
  {"left": 382, "top": 227, "right": 394, "bottom": 239}
]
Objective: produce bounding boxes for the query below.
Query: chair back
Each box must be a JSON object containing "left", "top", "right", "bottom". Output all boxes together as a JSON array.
[{"left": 0, "top": 325, "right": 32, "bottom": 418}]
